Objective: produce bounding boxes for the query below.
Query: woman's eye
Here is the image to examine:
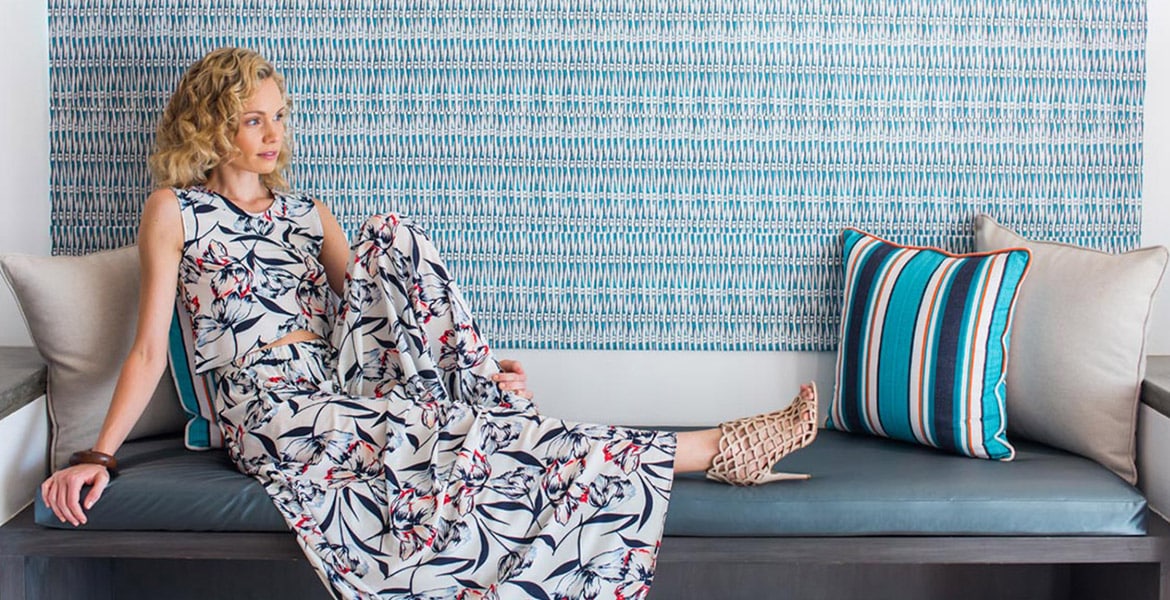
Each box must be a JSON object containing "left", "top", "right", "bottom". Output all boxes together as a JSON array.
[{"left": 245, "top": 118, "right": 260, "bottom": 126}]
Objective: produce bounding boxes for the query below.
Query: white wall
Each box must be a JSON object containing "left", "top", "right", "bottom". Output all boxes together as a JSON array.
[
  {"left": 0, "top": 0, "right": 50, "bottom": 525},
  {"left": 0, "top": 0, "right": 50, "bottom": 346}
]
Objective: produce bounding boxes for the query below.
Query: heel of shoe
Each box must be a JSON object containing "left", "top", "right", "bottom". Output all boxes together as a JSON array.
[
  {"left": 706, "top": 468, "right": 811, "bottom": 485},
  {"left": 758, "top": 471, "right": 811, "bottom": 483}
]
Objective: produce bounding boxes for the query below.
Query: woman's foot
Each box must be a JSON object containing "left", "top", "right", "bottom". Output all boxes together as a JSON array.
[{"left": 706, "top": 382, "right": 818, "bottom": 485}]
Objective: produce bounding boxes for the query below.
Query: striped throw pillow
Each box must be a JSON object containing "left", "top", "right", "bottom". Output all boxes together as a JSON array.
[
  {"left": 168, "top": 301, "right": 224, "bottom": 450},
  {"left": 827, "top": 228, "right": 1031, "bottom": 460}
]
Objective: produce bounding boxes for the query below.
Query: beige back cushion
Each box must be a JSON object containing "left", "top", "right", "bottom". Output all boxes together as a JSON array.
[
  {"left": 974, "top": 215, "right": 1168, "bottom": 484},
  {"left": 1, "top": 246, "right": 186, "bottom": 470}
]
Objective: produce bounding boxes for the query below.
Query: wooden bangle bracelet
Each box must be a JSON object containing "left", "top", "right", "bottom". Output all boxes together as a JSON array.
[{"left": 68, "top": 449, "right": 119, "bottom": 477}]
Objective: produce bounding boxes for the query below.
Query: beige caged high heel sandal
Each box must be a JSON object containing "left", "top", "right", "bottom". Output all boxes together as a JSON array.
[{"left": 706, "top": 382, "right": 819, "bottom": 485}]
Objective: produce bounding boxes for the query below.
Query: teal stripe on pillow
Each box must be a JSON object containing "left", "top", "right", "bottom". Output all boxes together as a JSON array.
[
  {"left": 875, "top": 249, "right": 945, "bottom": 444},
  {"left": 167, "top": 302, "right": 223, "bottom": 450},
  {"left": 828, "top": 228, "right": 1030, "bottom": 460}
]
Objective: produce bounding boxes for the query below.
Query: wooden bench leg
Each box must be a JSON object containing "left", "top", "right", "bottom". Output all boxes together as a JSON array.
[{"left": 1, "top": 555, "right": 26, "bottom": 600}]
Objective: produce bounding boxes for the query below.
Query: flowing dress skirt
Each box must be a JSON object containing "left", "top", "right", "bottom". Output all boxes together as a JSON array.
[{"left": 213, "top": 213, "right": 677, "bottom": 599}]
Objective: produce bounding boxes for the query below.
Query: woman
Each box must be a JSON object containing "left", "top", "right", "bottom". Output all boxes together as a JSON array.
[{"left": 42, "top": 47, "right": 818, "bottom": 599}]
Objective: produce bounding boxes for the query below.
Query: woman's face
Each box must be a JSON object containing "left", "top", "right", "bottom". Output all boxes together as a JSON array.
[{"left": 228, "top": 77, "right": 286, "bottom": 176}]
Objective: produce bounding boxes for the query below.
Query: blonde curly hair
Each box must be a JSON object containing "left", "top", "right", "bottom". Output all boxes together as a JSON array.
[{"left": 149, "top": 47, "right": 291, "bottom": 190}]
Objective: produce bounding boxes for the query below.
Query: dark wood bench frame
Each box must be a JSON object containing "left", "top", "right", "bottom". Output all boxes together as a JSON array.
[{"left": 3, "top": 505, "right": 1169, "bottom": 599}]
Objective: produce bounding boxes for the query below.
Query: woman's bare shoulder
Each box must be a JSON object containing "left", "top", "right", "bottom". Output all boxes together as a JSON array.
[
  {"left": 144, "top": 187, "right": 179, "bottom": 208},
  {"left": 141, "top": 188, "right": 182, "bottom": 218},
  {"left": 139, "top": 188, "right": 183, "bottom": 248}
]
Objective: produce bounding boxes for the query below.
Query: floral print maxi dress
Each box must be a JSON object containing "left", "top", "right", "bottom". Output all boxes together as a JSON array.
[{"left": 211, "top": 212, "right": 677, "bottom": 599}]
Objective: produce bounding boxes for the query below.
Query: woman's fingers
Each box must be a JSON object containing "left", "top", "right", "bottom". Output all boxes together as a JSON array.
[
  {"left": 493, "top": 373, "right": 525, "bottom": 389},
  {"left": 64, "top": 475, "right": 87, "bottom": 526},
  {"left": 493, "top": 361, "right": 530, "bottom": 392},
  {"left": 53, "top": 475, "right": 78, "bottom": 526},
  {"left": 44, "top": 467, "right": 103, "bottom": 527},
  {"left": 83, "top": 470, "right": 110, "bottom": 511},
  {"left": 498, "top": 359, "right": 526, "bottom": 376},
  {"left": 52, "top": 476, "right": 69, "bottom": 524},
  {"left": 42, "top": 478, "right": 65, "bottom": 524},
  {"left": 492, "top": 373, "right": 533, "bottom": 398}
]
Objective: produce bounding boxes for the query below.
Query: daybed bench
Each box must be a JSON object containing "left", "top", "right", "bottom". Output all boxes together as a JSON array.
[{"left": 3, "top": 347, "right": 1170, "bottom": 600}]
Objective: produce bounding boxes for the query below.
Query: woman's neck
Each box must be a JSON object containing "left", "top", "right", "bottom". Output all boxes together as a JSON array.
[{"left": 203, "top": 170, "right": 270, "bottom": 205}]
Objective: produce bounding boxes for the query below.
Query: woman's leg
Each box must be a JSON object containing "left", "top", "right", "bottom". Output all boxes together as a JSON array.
[
  {"left": 335, "top": 213, "right": 817, "bottom": 487},
  {"left": 332, "top": 213, "right": 530, "bottom": 414},
  {"left": 324, "top": 215, "right": 678, "bottom": 596},
  {"left": 674, "top": 428, "right": 721, "bottom": 473}
]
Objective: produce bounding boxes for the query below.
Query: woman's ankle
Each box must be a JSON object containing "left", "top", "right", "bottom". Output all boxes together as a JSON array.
[{"left": 673, "top": 428, "right": 721, "bottom": 473}]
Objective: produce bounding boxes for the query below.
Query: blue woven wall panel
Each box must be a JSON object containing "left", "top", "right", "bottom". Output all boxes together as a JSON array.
[{"left": 48, "top": 0, "right": 1146, "bottom": 350}]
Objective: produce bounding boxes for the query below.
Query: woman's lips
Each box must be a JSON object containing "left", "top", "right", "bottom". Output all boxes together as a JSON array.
[{"left": 259, "top": 151, "right": 278, "bottom": 160}]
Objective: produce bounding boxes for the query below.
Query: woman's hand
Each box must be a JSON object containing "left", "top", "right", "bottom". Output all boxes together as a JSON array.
[
  {"left": 40, "top": 464, "right": 112, "bottom": 527},
  {"left": 494, "top": 359, "right": 534, "bottom": 400}
]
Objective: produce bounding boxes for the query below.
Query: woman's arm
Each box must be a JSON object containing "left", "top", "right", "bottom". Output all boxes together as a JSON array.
[{"left": 40, "top": 188, "right": 184, "bottom": 526}]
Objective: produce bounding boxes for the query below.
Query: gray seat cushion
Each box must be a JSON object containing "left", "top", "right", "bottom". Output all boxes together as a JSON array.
[
  {"left": 38, "top": 436, "right": 286, "bottom": 532},
  {"left": 668, "top": 430, "right": 1146, "bottom": 536},
  {"left": 37, "top": 430, "right": 1147, "bottom": 536}
]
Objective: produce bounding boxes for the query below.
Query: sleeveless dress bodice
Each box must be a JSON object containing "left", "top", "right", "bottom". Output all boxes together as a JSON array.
[{"left": 175, "top": 186, "right": 332, "bottom": 373}]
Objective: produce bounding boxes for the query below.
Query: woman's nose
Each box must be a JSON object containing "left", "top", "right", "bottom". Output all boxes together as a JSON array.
[{"left": 264, "top": 120, "right": 282, "bottom": 142}]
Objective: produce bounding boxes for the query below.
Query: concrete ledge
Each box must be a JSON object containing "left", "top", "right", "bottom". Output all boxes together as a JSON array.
[
  {"left": 0, "top": 347, "right": 44, "bottom": 422},
  {"left": 1145, "top": 357, "right": 1170, "bottom": 420}
]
